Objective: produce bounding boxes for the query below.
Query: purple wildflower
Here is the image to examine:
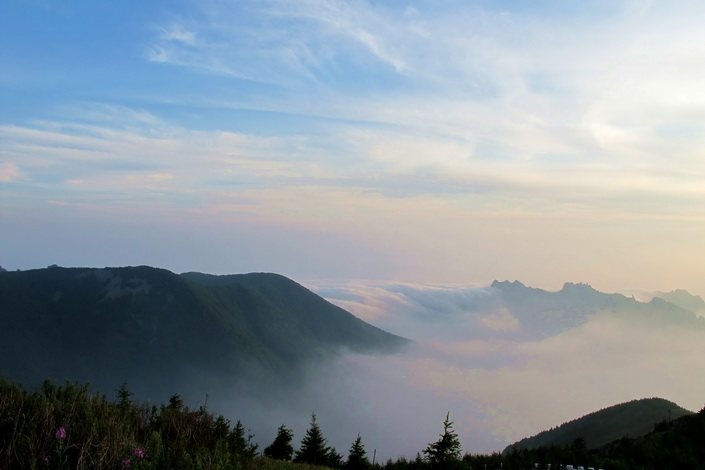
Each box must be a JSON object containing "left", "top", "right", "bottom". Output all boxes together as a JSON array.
[
  {"left": 55, "top": 427, "right": 66, "bottom": 439},
  {"left": 41, "top": 456, "right": 49, "bottom": 464},
  {"left": 133, "top": 447, "right": 145, "bottom": 459},
  {"left": 121, "top": 458, "right": 131, "bottom": 468}
]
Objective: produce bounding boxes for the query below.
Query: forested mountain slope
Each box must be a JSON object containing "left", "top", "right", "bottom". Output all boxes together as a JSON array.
[
  {"left": 504, "top": 397, "right": 693, "bottom": 452},
  {"left": 0, "top": 265, "right": 408, "bottom": 400}
]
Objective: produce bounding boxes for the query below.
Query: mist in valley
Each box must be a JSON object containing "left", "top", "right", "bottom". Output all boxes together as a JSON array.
[
  {"left": 203, "top": 281, "right": 705, "bottom": 458},
  {"left": 4, "top": 267, "right": 703, "bottom": 459}
]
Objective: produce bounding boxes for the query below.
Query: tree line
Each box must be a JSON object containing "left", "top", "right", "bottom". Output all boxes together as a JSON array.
[{"left": 262, "top": 411, "right": 461, "bottom": 469}]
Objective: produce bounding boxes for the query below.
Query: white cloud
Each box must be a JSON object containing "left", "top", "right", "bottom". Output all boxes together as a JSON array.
[
  {"left": 143, "top": 1, "right": 705, "bottom": 195},
  {"left": 6, "top": 106, "right": 705, "bottom": 292},
  {"left": 140, "top": 5, "right": 705, "bottom": 233},
  {"left": 57, "top": 103, "right": 163, "bottom": 127},
  {"left": 481, "top": 308, "right": 520, "bottom": 332},
  {"left": 159, "top": 24, "right": 198, "bottom": 46}
]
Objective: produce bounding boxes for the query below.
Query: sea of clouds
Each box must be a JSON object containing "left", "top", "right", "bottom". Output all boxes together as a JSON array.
[{"left": 212, "top": 281, "right": 705, "bottom": 458}]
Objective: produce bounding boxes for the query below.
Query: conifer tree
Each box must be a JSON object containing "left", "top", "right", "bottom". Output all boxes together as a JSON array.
[
  {"left": 264, "top": 425, "right": 295, "bottom": 461},
  {"left": 345, "top": 434, "right": 370, "bottom": 470},
  {"left": 328, "top": 448, "right": 344, "bottom": 469},
  {"left": 167, "top": 394, "right": 184, "bottom": 411},
  {"left": 423, "top": 412, "right": 462, "bottom": 467},
  {"left": 116, "top": 381, "right": 133, "bottom": 410},
  {"left": 231, "top": 419, "right": 258, "bottom": 458},
  {"left": 295, "top": 413, "right": 339, "bottom": 467}
]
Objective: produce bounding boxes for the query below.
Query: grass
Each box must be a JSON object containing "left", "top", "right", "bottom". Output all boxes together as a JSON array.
[{"left": 0, "top": 377, "right": 331, "bottom": 470}]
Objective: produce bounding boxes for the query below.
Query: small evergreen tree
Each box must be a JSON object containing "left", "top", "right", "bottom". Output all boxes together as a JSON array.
[
  {"left": 231, "top": 419, "right": 258, "bottom": 458},
  {"left": 345, "top": 434, "right": 370, "bottom": 470},
  {"left": 424, "top": 412, "right": 462, "bottom": 467},
  {"left": 328, "top": 447, "right": 344, "bottom": 469},
  {"left": 167, "top": 394, "right": 184, "bottom": 411},
  {"left": 264, "top": 424, "right": 295, "bottom": 461},
  {"left": 116, "top": 380, "right": 133, "bottom": 410},
  {"left": 295, "top": 413, "right": 339, "bottom": 467}
]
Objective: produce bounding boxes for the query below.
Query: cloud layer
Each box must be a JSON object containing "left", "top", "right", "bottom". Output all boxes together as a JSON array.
[{"left": 288, "top": 280, "right": 705, "bottom": 455}]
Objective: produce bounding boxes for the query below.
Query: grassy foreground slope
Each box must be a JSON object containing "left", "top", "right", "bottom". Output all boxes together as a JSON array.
[
  {"left": 0, "top": 377, "right": 332, "bottom": 470},
  {"left": 3, "top": 376, "right": 705, "bottom": 470}
]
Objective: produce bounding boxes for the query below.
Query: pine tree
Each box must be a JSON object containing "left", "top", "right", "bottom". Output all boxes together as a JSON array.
[
  {"left": 115, "top": 381, "right": 133, "bottom": 410},
  {"left": 345, "top": 434, "right": 370, "bottom": 470},
  {"left": 231, "top": 419, "right": 258, "bottom": 458},
  {"left": 167, "top": 394, "right": 184, "bottom": 411},
  {"left": 295, "top": 413, "right": 339, "bottom": 467},
  {"left": 327, "top": 448, "right": 344, "bottom": 469},
  {"left": 264, "top": 425, "right": 295, "bottom": 461},
  {"left": 423, "top": 412, "right": 462, "bottom": 467}
]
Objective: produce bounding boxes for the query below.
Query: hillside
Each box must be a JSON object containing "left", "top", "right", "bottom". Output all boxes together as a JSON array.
[
  {"left": 0, "top": 265, "right": 408, "bottom": 400},
  {"left": 504, "top": 398, "right": 694, "bottom": 452}
]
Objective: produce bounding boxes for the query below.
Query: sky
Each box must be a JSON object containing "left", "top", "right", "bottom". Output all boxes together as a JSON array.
[{"left": 3, "top": 0, "right": 705, "bottom": 295}]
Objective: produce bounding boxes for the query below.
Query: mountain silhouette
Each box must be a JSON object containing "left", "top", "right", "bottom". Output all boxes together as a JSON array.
[
  {"left": 486, "top": 280, "right": 704, "bottom": 340},
  {"left": 504, "top": 397, "right": 694, "bottom": 452},
  {"left": 0, "top": 265, "right": 409, "bottom": 401}
]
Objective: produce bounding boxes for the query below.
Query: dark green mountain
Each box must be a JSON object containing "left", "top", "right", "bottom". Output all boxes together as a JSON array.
[
  {"left": 0, "top": 265, "right": 409, "bottom": 400},
  {"left": 597, "top": 406, "right": 705, "bottom": 470},
  {"left": 504, "top": 398, "right": 694, "bottom": 452}
]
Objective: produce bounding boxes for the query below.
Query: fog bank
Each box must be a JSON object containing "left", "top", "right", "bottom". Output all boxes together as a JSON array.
[{"left": 276, "top": 281, "right": 705, "bottom": 455}]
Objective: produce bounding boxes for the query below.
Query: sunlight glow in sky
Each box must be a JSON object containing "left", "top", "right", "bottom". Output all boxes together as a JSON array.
[{"left": 2, "top": 0, "right": 705, "bottom": 294}]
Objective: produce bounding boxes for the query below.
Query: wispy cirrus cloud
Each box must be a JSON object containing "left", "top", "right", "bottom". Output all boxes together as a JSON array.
[
  {"left": 158, "top": 24, "right": 199, "bottom": 46},
  {"left": 146, "top": 0, "right": 413, "bottom": 83},
  {"left": 141, "top": 1, "right": 705, "bottom": 217}
]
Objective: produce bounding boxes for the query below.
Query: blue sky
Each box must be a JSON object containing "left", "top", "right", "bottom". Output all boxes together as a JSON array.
[{"left": 2, "top": 0, "right": 705, "bottom": 294}]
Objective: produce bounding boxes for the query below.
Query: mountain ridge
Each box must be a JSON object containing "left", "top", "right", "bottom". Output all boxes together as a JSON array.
[
  {"left": 504, "top": 397, "right": 694, "bottom": 453},
  {"left": 486, "top": 279, "right": 704, "bottom": 340},
  {"left": 0, "top": 265, "right": 409, "bottom": 401},
  {"left": 653, "top": 289, "right": 705, "bottom": 316}
]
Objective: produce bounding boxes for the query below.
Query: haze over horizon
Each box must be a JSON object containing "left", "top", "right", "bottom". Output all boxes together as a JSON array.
[{"left": 3, "top": 1, "right": 705, "bottom": 297}]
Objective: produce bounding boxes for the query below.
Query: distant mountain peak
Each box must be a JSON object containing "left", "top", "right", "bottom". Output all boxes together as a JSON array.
[
  {"left": 490, "top": 280, "right": 527, "bottom": 289},
  {"left": 653, "top": 289, "right": 705, "bottom": 315},
  {"left": 560, "top": 282, "right": 597, "bottom": 293}
]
